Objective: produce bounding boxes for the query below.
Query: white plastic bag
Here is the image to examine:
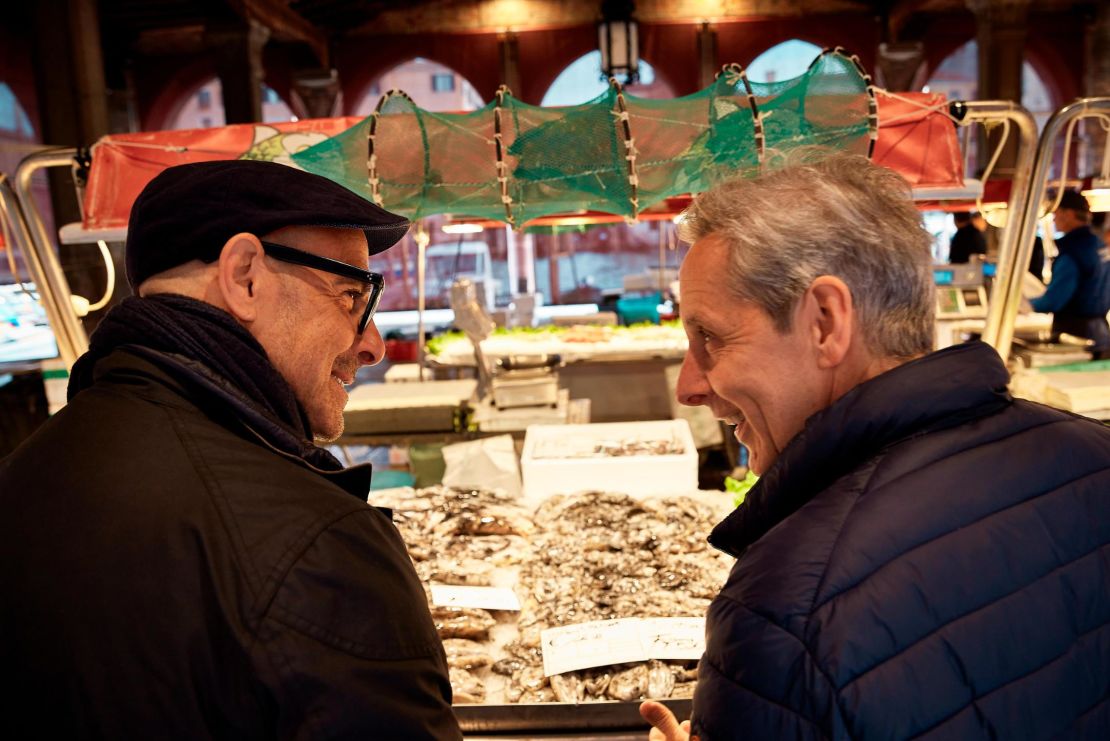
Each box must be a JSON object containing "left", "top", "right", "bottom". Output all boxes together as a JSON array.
[{"left": 441, "top": 434, "right": 522, "bottom": 497}]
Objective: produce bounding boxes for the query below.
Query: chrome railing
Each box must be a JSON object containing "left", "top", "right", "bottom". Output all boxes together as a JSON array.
[
  {"left": 990, "top": 97, "right": 1110, "bottom": 361},
  {"left": 949, "top": 102, "right": 1039, "bottom": 357},
  {"left": 12, "top": 148, "right": 88, "bottom": 367},
  {"left": 0, "top": 171, "right": 84, "bottom": 368}
]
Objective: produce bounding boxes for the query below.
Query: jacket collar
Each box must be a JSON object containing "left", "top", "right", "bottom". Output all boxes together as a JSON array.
[
  {"left": 91, "top": 348, "right": 373, "bottom": 502},
  {"left": 1059, "top": 225, "right": 1098, "bottom": 250},
  {"left": 708, "top": 341, "right": 1012, "bottom": 558}
]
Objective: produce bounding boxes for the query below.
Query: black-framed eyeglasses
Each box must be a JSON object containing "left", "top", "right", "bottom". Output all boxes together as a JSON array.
[{"left": 260, "top": 240, "right": 385, "bottom": 334}]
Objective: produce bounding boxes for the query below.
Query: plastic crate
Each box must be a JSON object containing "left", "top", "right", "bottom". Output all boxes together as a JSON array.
[{"left": 520, "top": 419, "right": 698, "bottom": 504}]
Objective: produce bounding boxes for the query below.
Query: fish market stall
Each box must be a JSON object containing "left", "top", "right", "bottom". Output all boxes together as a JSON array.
[{"left": 4, "top": 44, "right": 978, "bottom": 740}]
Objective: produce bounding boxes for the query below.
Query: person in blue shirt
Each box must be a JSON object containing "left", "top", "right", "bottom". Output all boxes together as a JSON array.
[{"left": 1031, "top": 189, "right": 1110, "bottom": 357}]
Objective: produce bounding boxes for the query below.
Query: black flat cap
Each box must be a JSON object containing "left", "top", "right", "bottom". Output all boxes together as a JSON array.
[{"left": 125, "top": 159, "right": 410, "bottom": 289}]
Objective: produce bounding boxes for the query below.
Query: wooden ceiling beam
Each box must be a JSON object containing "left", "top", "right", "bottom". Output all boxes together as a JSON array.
[
  {"left": 227, "top": 0, "right": 329, "bottom": 64},
  {"left": 348, "top": 0, "right": 872, "bottom": 36}
]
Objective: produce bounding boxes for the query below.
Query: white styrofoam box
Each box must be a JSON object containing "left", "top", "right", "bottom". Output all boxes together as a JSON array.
[
  {"left": 343, "top": 379, "right": 476, "bottom": 434},
  {"left": 383, "top": 363, "right": 425, "bottom": 383},
  {"left": 520, "top": 419, "right": 698, "bottom": 504}
]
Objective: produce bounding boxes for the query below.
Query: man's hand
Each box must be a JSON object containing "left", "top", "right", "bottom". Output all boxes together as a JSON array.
[{"left": 640, "top": 700, "right": 699, "bottom": 741}]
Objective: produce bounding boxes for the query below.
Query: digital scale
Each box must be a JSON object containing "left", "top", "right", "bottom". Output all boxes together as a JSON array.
[
  {"left": 450, "top": 279, "right": 570, "bottom": 431},
  {"left": 934, "top": 263, "right": 989, "bottom": 320},
  {"left": 932, "top": 262, "right": 995, "bottom": 349}
]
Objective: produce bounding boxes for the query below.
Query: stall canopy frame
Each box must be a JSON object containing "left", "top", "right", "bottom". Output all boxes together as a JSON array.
[{"left": 15, "top": 67, "right": 976, "bottom": 372}]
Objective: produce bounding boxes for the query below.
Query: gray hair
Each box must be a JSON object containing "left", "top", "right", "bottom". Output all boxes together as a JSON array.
[{"left": 678, "top": 149, "right": 935, "bottom": 358}]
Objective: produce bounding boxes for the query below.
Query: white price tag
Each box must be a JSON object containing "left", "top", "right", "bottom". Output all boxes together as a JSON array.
[
  {"left": 428, "top": 584, "right": 521, "bottom": 612},
  {"left": 541, "top": 618, "right": 644, "bottom": 677},
  {"left": 540, "top": 616, "right": 706, "bottom": 677},
  {"left": 639, "top": 617, "right": 706, "bottom": 660}
]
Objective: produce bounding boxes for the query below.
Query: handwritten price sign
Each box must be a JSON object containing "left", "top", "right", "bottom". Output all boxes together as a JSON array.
[{"left": 540, "top": 616, "right": 706, "bottom": 676}]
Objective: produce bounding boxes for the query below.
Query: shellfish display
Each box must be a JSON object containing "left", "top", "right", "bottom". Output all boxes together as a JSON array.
[{"left": 373, "top": 485, "right": 732, "bottom": 705}]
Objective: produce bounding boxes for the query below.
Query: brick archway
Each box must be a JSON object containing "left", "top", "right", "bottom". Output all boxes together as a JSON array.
[
  {"left": 338, "top": 33, "right": 502, "bottom": 113},
  {"left": 1023, "top": 38, "right": 1078, "bottom": 107},
  {"left": 923, "top": 36, "right": 1072, "bottom": 110},
  {"left": 139, "top": 57, "right": 218, "bottom": 132},
  {"left": 716, "top": 16, "right": 881, "bottom": 77},
  {"left": 538, "top": 50, "right": 678, "bottom": 106}
]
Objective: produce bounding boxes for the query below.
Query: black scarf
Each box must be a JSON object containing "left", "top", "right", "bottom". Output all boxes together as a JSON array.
[{"left": 70, "top": 294, "right": 343, "bottom": 471}]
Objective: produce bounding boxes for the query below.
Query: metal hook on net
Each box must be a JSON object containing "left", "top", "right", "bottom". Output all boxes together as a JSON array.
[{"left": 609, "top": 77, "right": 641, "bottom": 219}]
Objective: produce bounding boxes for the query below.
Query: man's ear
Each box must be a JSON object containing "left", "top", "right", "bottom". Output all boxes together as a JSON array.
[
  {"left": 216, "top": 233, "right": 267, "bottom": 323},
  {"left": 801, "top": 275, "right": 855, "bottom": 370}
]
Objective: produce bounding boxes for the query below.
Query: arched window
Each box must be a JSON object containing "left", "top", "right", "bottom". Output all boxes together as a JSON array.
[
  {"left": 352, "top": 58, "right": 484, "bottom": 116},
  {"left": 0, "top": 83, "right": 34, "bottom": 139},
  {"left": 746, "top": 40, "right": 824, "bottom": 84},
  {"left": 1020, "top": 61, "right": 1055, "bottom": 134},
  {"left": 924, "top": 40, "right": 1059, "bottom": 176},
  {"left": 924, "top": 40, "right": 1056, "bottom": 132},
  {"left": 169, "top": 78, "right": 296, "bottom": 130},
  {"left": 0, "top": 81, "right": 43, "bottom": 227},
  {"left": 0, "top": 81, "right": 36, "bottom": 176},
  {"left": 541, "top": 51, "right": 673, "bottom": 106}
]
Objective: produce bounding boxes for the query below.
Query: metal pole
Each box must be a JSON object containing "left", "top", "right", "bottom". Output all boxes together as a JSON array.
[
  {"left": 658, "top": 221, "right": 667, "bottom": 295},
  {"left": 505, "top": 224, "right": 519, "bottom": 304},
  {"left": 13, "top": 149, "right": 89, "bottom": 365},
  {"left": 984, "top": 97, "right": 1110, "bottom": 361},
  {"left": 414, "top": 221, "right": 429, "bottom": 383},
  {"left": 952, "top": 102, "right": 1038, "bottom": 357},
  {"left": 0, "top": 175, "right": 79, "bottom": 368}
]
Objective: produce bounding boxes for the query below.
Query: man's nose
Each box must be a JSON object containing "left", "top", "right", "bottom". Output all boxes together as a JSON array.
[
  {"left": 675, "top": 353, "right": 711, "bottom": 407},
  {"left": 356, "top": 320, "right": 386, "bottom": 366}
]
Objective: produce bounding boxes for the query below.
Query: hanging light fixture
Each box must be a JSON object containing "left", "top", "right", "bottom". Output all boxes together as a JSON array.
[
  {"left": 1082, "top": 179, "right": 1110, "bottom": 213},
  {"left": 598, "top": 0, "right": 640, "bottom": 84},
  {"left": 442, "top": 222, "right": 485, "bottom": 235}
]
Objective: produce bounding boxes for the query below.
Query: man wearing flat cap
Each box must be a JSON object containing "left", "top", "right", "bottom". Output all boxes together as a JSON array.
[
  {"left": 1031, "top": 189, "right": 1110, "bottom": 357},
  {"left": 0, "top": 160, "right": 461, "bottom": 739}
]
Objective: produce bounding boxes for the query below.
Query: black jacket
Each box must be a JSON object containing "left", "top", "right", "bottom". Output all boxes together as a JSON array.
[
  {"left": 0, "top": 349, "right": 460, "bottom": 740},
  {"left": 948, "top": 224, "right": 987, "bottom": 264},
  {"left": 693, "top": 342, "right": 1110, "bottom": 739}
]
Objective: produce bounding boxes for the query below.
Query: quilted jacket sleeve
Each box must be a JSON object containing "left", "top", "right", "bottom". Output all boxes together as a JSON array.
[
  {"left": 257, "top": 506, "right": 461, "bottom": 741},
  {"left": 694, "top": 592, "right": 837, "bottom": 741}
]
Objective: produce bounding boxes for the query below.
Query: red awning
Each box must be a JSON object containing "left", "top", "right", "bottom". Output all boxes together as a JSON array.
[
  {"left": 82, "top": 117, "right": 363, "bottom": 231},
  {"left": 872, "top": 91, "right": 963, "bottom": 189}
]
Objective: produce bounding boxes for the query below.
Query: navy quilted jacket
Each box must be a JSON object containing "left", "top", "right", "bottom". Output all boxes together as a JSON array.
[{"left": 694, "top": 341, "right": 1110, "bottom": 740}]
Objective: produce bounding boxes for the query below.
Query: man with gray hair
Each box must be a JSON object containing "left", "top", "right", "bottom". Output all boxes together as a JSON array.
[{"left": 641, "top": 152, "right": 1110, "bottom": 740}]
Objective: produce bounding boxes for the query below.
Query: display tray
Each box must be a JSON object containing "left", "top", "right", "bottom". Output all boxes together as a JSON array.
[
  {"left": 426, "top": 324, "right": 688, "bottom": 367},
  {"left": 373, "top": 485, "right": 734, "bottom": 732},
  {"left": 455, "top": 698, "right": 690, "bottom": 734}
]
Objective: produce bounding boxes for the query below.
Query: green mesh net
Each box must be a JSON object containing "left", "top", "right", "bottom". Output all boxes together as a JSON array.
[{"left": 293, "top": 49, "right": 875, "bottom": 225}]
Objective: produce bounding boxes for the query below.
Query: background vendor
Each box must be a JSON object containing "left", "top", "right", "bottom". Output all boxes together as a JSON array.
[
  {"left": 1030, "top": 189, "right": 1110, "bottom": 357},
  {"left": 948, "top": 210, "right": 987, "bottom": 264}
]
